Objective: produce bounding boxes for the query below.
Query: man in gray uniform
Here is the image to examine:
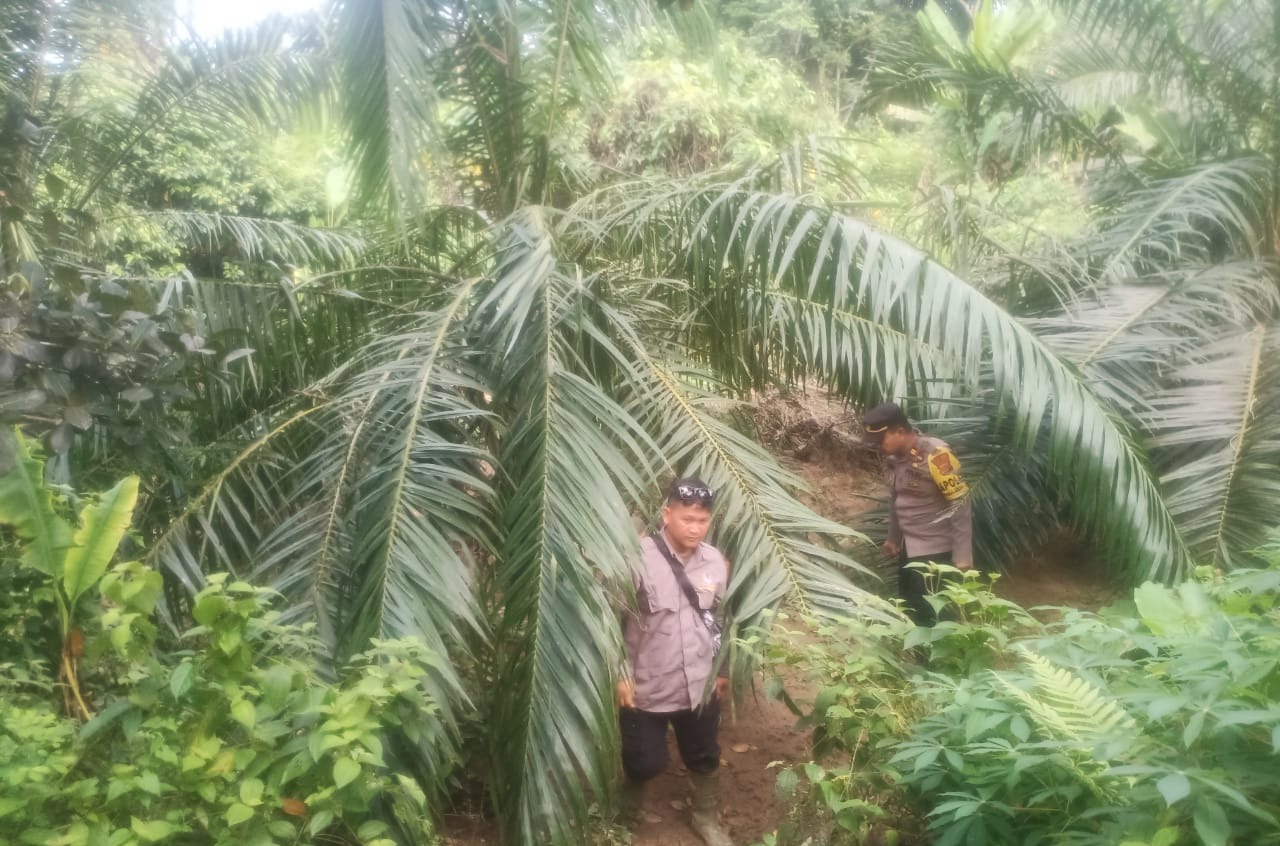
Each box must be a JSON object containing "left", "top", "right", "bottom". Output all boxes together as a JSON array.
[
  {"left": 864, "top": 403, "right": 973, "bottom": 625},
  {"left": 616, "top": 477, "right": 732, "bottom": 846}
]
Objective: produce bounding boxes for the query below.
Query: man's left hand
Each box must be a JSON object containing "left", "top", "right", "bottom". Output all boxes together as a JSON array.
[
  {"left": 955, "top": 560, "right": 973, "bottom": 571},
  {"left": 714, "top": 676, "right": 730, "bottom": 701}
]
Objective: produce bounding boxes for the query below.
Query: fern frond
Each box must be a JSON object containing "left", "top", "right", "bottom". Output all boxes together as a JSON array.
[
  {"left": 1000, "top": 649, "right": 1137, "bottom": 744},
  {"left": 997, "top": 649, "right": 1138, "bottom": 801}
]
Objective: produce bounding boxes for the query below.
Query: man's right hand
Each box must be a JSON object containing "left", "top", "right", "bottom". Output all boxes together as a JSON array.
[
  {"left": 882, "top": 539, "right": 901, "bottom": 558},
  {"left": 615, "top": 678, "right": 635, "bottom": 708}
]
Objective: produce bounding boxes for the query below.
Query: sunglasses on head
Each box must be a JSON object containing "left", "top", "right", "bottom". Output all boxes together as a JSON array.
[{"left": 673, "top": 484, "right": 714, "bottom": 507}]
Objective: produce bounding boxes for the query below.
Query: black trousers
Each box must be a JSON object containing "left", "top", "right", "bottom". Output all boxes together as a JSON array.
[
  {"left": 898, "top": 551, "right": 953, "bottom": 627},
  {"left": 619, "top": 697, "right": 721, "bottom": 781}
]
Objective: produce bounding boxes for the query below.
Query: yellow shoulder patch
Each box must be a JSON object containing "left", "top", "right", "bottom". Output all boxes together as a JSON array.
[{"left": 928, "top": 447, "right": 969, "bottom": 501}]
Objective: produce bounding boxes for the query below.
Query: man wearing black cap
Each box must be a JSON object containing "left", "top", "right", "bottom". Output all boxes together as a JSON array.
[{"left": 863, "top": 403, "right": 973, "bottom": 625}]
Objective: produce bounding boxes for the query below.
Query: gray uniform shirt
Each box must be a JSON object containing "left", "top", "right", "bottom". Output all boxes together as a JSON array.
[
  {"left": 887, "top": 434, "right": 974, "bottom": 566},
  {"left": 622, "top": 531, "right": 728, "bottom": 713}
]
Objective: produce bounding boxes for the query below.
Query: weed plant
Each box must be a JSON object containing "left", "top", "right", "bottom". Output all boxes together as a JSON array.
[{"left": 755, "top": 562, "right": 1280, "bottom": 846}]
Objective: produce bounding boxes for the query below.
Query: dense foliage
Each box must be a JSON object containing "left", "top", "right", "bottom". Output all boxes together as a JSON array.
[
  {"left": 760, "top": 561, "right": 1280, "bottom": 846},
  {"left": 875, "top": 0, "right": 1280, "bottom": 574},
  {"left": 3, "top": 0, "right": 1280, "bottom": 843},
  {"left": 0, "top": 433, "right": 437, "bottom": 845}
]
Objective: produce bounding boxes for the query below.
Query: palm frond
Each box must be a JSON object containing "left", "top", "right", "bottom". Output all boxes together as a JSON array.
[
  {"left": 386, "top": 205, "right": 494, "bottom": 272},
  {"left": 585, "top": 177, "right": 1195, "bottom": 580},
  {"left": 449, "top": 10, "right": 533, "bottom": 216},
  {"left": 1032, "top": 261, "right": 1280, "bottom": 414},
  {"left": 317, "top": 305, "right": 491, "bottom": 659},
  {"left": 129, "top": 271, "right": 387, "bottom": 444},
  {"left": 1046, "top": 30, "right": 1159, "bottom": 112},
  {"left": 740, "top": 286, "right": 959, "bottom": 406},
  {"left": 147, "top": 285, "right": 494, "bottom": 801},
  {"left": 1049, "top": 0, "right": 1184, "bottom": 70},
  {"left": 1054, "top": 0, "right": 1272, "bottom": 128},
  {"left": 125, "top": 210, "right": 365, "bottom": 266},
  {"left": 475, "top": 210, "right": 651, "bottom": 844},
  {"left": 330, "top": 0, "right": 442, "bottom": 217},
  {"left": 1147, "top": 324, "right": 1280, "bottom": 569},
  {"left": 144, "top": 405, "right": 323, "bottom": 598},
  {"left": 300, "top": 300, "right": 492, "bottom": 800},
  {"left": 1183, "top": 1, "right": 1272, "bottom": 119},
  {"left": 866, "top": 12, "right": 1109, "bottom": 164},
  {"left": 1085, "top": 158, "right": 1272, "bottom": 285},
  {"left": 66, "top": 17, "right": 322, "bottom": 212}
]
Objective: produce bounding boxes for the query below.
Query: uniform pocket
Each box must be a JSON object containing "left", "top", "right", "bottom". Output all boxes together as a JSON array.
[{"left": 643, "top": 584, "right": 680, "bottom": 618}]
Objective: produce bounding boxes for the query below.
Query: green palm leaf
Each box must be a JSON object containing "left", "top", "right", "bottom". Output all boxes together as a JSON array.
[
  {"left": 866, "top": 15, "right": 1106, "bottom": 163},
  {"left": 330, "top": 0, "right": 441, "bottom": 217},
  {"left": 476, "top": 211, "right": 651, "bottom": 844},
  {"left": 1147, "top": 324, "right": 1280, "bottom": 569},
  {"left": 1047, "top": 34, "right": 1154, "bottom": 112},
  {"left": 114, "top": 271, "right": 385, "bottom": 449},
  {"left": 590, "top": 178, "right": 1194, "bottom": 579},
  {"left": 1033, "top": 262, "right": 1280, "bottom": 414},
  {"left": 144, "top": 406, "right": 320, "bottom": 598},
  {"left": 67, "top": 18, "right": 322, "bottom": 213},
  {"left": 737, "top": 286, "right": 959, "bottom": 407},
  {"left": 322, "top": 303, "right": 492, "bottom": 659},
  {"left": 148, "top": 288, "right": 494, "bottom": 799},
  {"left": 1086, "top": 159, "right": 1272, "bottom": 285},
  {"left": 126, "top": 210, "right": 365, "bottom": 266},
  {"left": 1056, "top": 0, "right": 1272, "bottom": 122}
]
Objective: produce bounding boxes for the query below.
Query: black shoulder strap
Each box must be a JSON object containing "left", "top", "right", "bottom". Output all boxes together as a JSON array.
[{"left": 649, "top": 531, "right": 707, "bottom": 614}]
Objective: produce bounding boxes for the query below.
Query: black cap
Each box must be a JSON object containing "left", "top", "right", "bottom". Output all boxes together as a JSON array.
[{"left": 862, "top": 402, "right": 910, "bottom": 443}]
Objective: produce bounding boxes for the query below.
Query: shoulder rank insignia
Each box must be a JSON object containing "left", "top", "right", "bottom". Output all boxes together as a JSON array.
[{"left": 928, "top": 447, "right": 969, "bottom": 501}]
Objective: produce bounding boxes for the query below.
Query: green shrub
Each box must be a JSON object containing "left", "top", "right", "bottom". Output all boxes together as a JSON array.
[
  {"left": 758, "top": 564, "right": 1280, "bottom": 846},
  {"left": 0, "top": 572, "right": 440, "bottom": 846},
  {"left": 0, "top": 431, "right": 439, "bottom": 845}
]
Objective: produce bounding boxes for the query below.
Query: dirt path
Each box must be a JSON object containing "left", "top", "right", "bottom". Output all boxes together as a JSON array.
[
  {"left": 438, "top": 680, "right": 813, "bottom": 846},
  {"left": 627, "top": 683, "right": 811, "bottom": 846}
]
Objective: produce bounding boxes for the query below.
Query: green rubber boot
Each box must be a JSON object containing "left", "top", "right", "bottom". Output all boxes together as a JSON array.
[{"left": 689, "top": 770, "right": 733, "bottom": 846}]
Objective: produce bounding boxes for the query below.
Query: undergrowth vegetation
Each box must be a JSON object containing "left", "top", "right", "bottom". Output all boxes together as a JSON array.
[
  {"left": 0, "top": 432, "right": 438, "bottom": 845},
  {"left": 757, "top": 561, "right": 1280, "bottom": 846}
]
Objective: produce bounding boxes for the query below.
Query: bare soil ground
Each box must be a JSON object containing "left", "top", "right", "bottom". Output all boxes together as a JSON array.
[
  {"left": 438, "top": 682, "right": 813, "bottom": 846},
  {"left": 442, "top": 390, "right": 1119, "bottom": 845},
  {"left": 623, "top": 683, "right": 811, "bottom": 846}
]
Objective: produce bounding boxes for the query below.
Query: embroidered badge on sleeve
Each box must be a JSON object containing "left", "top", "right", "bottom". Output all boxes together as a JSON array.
[{"left": 928, "top": 447, "right": 969, "bottom": 501}]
